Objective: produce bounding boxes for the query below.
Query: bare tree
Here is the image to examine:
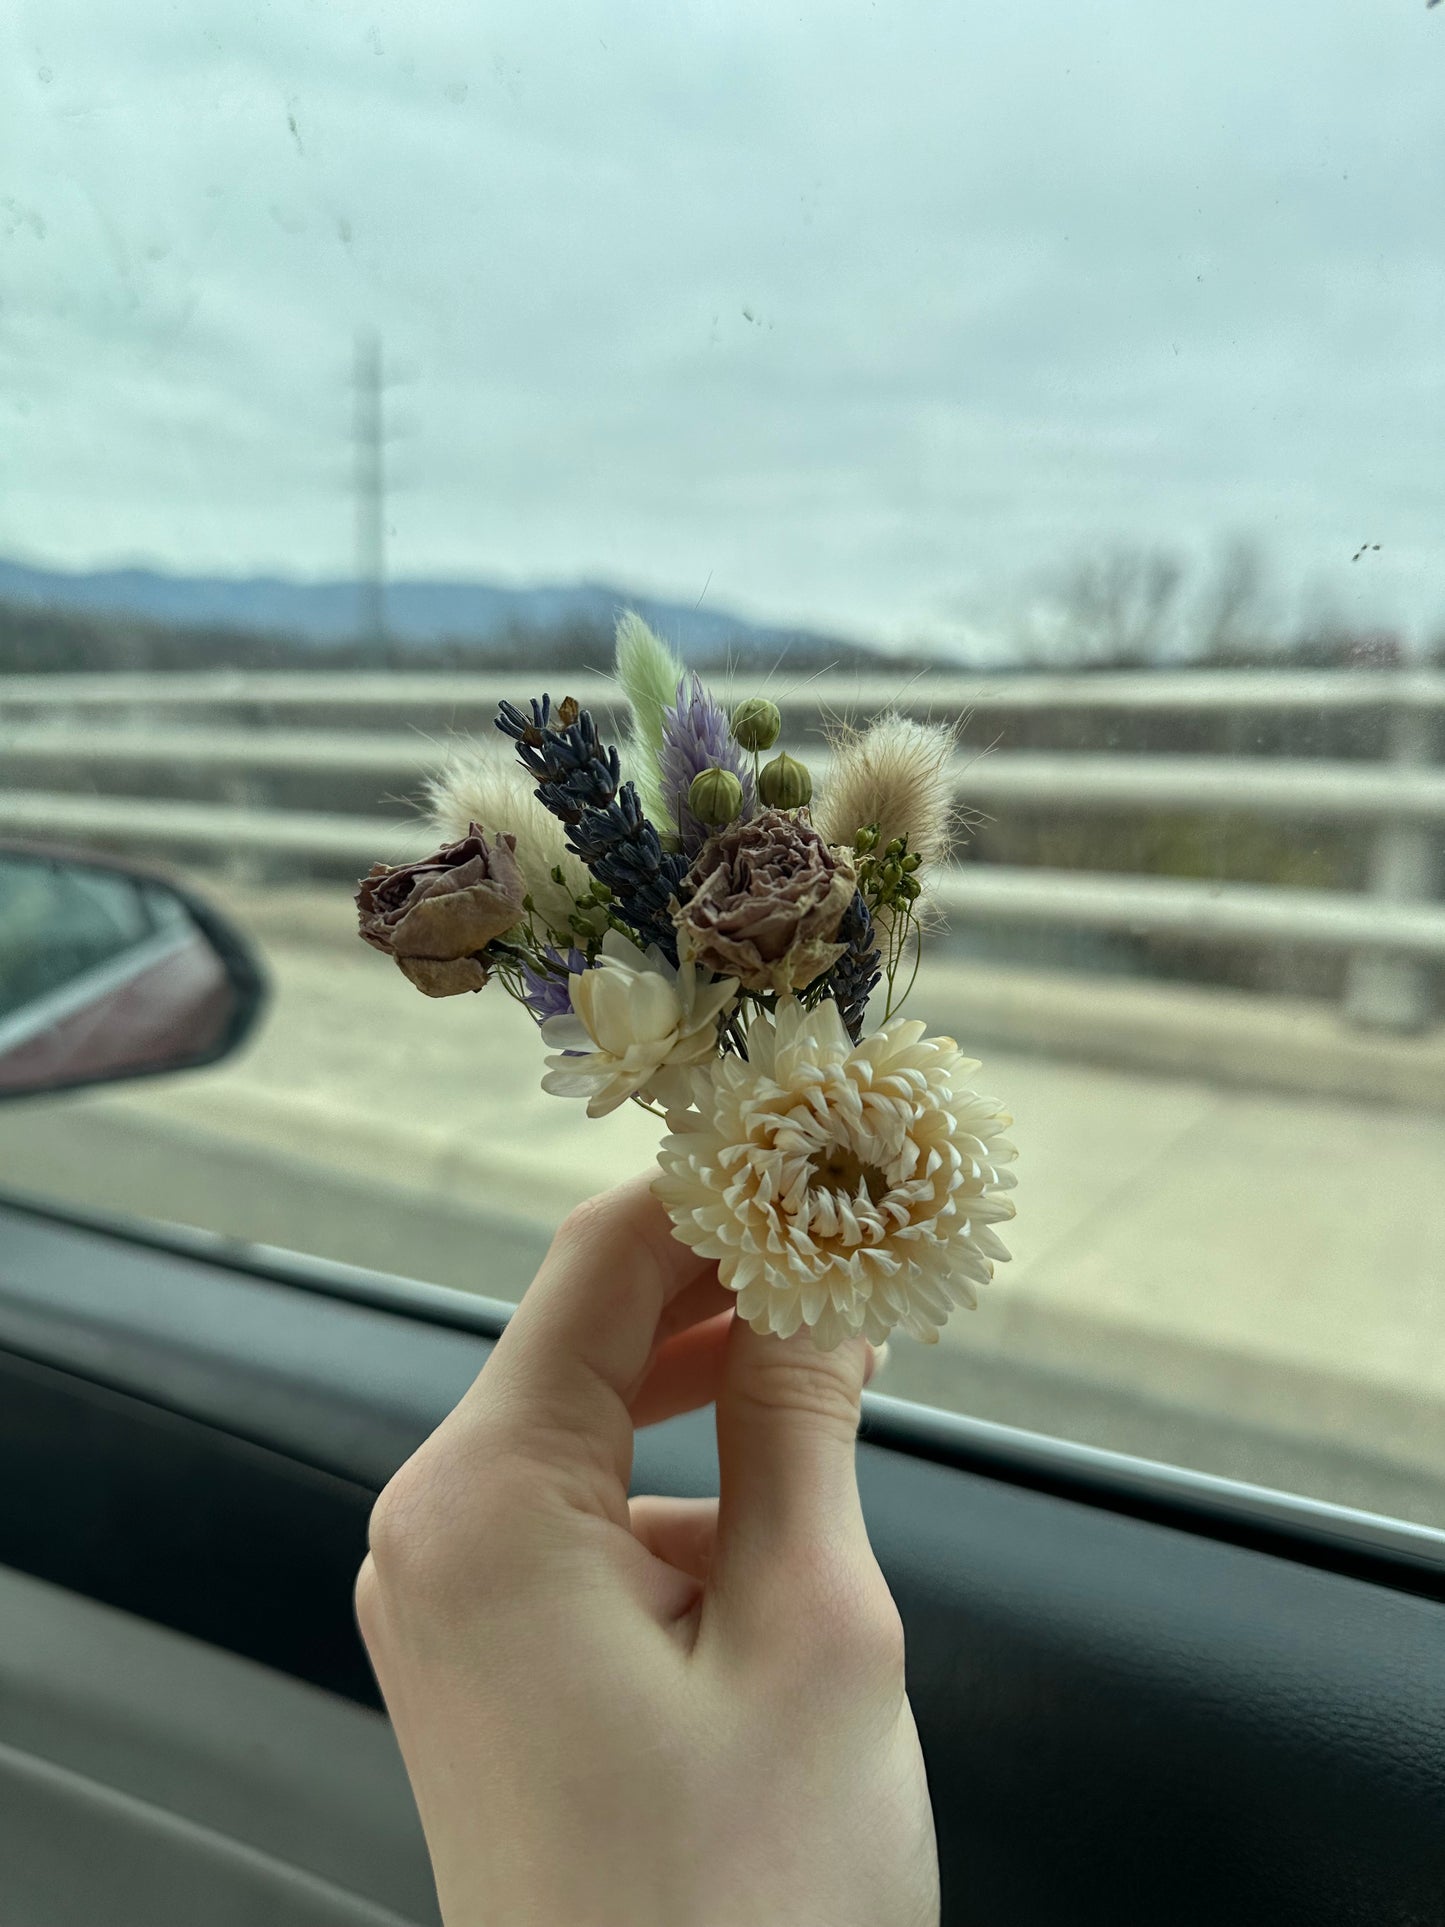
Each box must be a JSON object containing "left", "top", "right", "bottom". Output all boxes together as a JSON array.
[
  {"left": 1022, "top": 544, "right": 1186, "bottom": 668},
  {"left": 1196, "top": 537, "right": 1268, "bottom": 663}
]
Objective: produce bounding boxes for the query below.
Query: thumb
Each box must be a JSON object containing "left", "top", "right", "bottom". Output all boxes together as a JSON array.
[{"left": 711, "top": 1315, "right": 875, "bottom": 1601}]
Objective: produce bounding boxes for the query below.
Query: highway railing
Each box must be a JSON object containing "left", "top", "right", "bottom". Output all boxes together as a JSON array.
[{"left": 1, "top": 668, "right": 1440, "bottom": 1031}]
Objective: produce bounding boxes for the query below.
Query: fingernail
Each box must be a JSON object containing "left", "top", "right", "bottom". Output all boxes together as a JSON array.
[{"left": 864, "top": 1340, "right": 891, "bottom": 1385}]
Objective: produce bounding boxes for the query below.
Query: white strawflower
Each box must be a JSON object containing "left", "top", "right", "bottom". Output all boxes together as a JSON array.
[
  {"left": 541, "top": 931, "right": 738, "bottom": 1119},
  {"left": 653, "top": 998, "right": 1016, "bottom": 1350}
]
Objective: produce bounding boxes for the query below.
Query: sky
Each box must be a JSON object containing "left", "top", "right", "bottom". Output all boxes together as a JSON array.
[{"left": 3, "top": 0, "right": 1442, "bottom": 656}]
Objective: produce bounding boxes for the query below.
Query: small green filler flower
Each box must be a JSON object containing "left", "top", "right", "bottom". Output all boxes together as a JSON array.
[
  {"left": 688, "top": 767, "right": 746, "bottom": 827},
  {"left": 731, "top": 697, "right": 782, "bottom": 753},
  {"left": 758, "top": 751, "right": 813, "bottom": 810}
]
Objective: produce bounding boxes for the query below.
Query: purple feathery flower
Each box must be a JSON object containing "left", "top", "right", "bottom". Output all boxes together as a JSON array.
[
  {"left": 658, "top": 674, "right": 757, "bottom": 856},
  {"left": 521, "top": 945, "right": 589, "bottom": 1024}
]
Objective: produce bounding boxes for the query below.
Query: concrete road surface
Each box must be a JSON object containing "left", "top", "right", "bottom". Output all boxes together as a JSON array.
[{"left": 3, "top": 922, "right": 1443, "bottom": 1528}]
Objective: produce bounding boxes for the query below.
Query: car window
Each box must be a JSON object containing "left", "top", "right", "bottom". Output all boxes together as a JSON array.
[{"left": 2, "top": 2, "right": 1442, "bottom": 1530}]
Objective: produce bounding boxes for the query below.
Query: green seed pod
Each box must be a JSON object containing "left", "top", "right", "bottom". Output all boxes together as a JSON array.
[
  {"left": 901, "top": 852, "right": 922, "bottom": 873},
  {"left": 854, "top": 824, "right": 879, "bottom": 854},
  {"left": 689, "top": 766, "right": 745, "bottom": 826},
  {"left": 757, "top": 751, "right": 813, "bottom": 810},
  {"left": 731, "top": 697, "right": 782, "bottom": 753}
]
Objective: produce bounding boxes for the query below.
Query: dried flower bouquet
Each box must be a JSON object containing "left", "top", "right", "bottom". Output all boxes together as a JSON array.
[{"left": 357, "top": 615, "right": 1016, "bottom": 1350}]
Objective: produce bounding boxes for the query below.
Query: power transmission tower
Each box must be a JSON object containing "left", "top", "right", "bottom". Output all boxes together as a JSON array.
[{"left": 353, "top": 328, "right": 389, "bottom": 656}]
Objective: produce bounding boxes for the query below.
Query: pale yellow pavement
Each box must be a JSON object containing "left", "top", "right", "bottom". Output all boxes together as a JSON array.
[{"left": 5, "top": 920, "right": 1444, "bottom": 1521}]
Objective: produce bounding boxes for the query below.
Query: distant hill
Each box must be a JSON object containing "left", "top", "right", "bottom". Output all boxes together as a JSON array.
[{"left": 0, "top": 556, "right": 853, "bottom": 667}]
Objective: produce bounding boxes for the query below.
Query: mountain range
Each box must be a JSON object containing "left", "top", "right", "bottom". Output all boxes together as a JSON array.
[{"left": 0, "top": 556, "right": 854, "bottom": 666}]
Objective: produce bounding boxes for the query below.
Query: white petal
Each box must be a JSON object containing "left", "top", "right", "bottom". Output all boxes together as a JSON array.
[{"left": 539, "top": 1013, "right": 591, "bottom": 1050}]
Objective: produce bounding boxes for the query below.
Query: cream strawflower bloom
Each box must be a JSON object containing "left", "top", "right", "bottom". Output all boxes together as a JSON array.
[
  {"left": 653, "top": 998, "right": 1016, "bottom": 1349},
  {"left": 540, "top": 931, "right": 738, "bottom": 1119}
]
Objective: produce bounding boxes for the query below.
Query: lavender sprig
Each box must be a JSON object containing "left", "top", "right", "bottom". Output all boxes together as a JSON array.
[
  {"left": 827, "top": 890, "right": 883, "bottom": 1043},
  {"left": 497, "top": 697, "right": 688, "bottom": 955},
  {"left": 659, "top": 673, "right": 757, "bottom": 856},
  {"left": 497, "top": 698, "right": 621, "bottom": 825},
  {"left": 569, "top": 786, "right": 690, "bottom": 954}
]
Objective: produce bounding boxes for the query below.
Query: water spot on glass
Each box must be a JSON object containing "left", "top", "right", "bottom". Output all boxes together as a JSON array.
[
  {"left": 337, "top": 216, "right": 354, "bottom": 245},
  {"left": 444, "top": 81, "right": 469, "bottom": 104},
  {"left": 2, "top": 198, "right": 46, "bottom": 240},
  {"left": 37, "top": 65, "right": 53, "bottom": 84}
]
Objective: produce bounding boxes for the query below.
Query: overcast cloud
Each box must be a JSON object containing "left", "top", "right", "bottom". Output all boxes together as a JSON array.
[{"left": 3, "top": 0, "right": 1442, "bottom": 653}]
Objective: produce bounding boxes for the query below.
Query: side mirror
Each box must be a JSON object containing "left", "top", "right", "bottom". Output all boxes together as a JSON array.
[{"left": 0, "top": 843, "right": 267, "bottom": 1101}]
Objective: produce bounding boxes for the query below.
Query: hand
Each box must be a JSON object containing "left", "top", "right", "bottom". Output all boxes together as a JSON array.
[{"left": 356, "top": 1174, "right": 940, "bottom": 1927}]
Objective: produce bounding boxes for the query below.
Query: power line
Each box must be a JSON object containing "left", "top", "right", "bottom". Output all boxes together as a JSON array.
[{"left": 353, "top": 328, "right": 388, "bottom": 654}]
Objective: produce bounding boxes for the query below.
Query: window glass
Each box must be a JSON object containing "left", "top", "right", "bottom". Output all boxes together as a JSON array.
[
  {"left": 0, "top": 858, "right": 161, "bottom": 1017},
  {"left": 3, "top": 1, "right": 1442, "bottom": 1527}
]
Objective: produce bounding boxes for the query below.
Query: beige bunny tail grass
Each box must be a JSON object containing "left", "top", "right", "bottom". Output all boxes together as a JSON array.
[
  {"left": 813, "top": 712, "right": 962, "bottom": 864},
  {"left": 813, "top": 713, "right": 965, "bottom": 935},
  {"left": 425, "top": 746, "right": 592, "bottom": 942}
]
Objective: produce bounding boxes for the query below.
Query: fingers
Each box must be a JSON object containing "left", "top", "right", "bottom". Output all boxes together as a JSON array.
[
  {"left": 628, "top": 1495, "right": 718, "bottom": 1585},
  {"left": 709, "top": 1317, "right": 875, "bottom": 1613},
  {"left": 449, "top": 1175, "right": 716, "bottom": 1510},
  {"left": 629, "top": 1311, "right": 734, "bottom": 1429},
  {"left": 631, "top": 1314, "right": 886, "bottom": 1432},
  {"left": 652, "top": 1269, "right": 734, "bottom": 1349}
]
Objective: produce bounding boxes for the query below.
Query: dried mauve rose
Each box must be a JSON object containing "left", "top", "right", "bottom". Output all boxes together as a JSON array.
[
  {"left": 673, "top": 809, "right": 856, "bottom": 995},
  {"left": 357, "top": 824, "right": 526, "bottom": 997}
]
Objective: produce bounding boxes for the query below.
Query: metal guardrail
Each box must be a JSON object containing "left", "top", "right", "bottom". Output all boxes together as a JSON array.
[
  {"left": 4, "top": 727, "right": 1445, "bottom": 826},
  {"left": 2, "top": 790, "right": 1443, "bottom": 966},
  {"left": 4, "top": 667, "right": 1445, "bottom": 714},
  {"left": 1, "top": 670, "right": 1440, "bottom": 1031}
]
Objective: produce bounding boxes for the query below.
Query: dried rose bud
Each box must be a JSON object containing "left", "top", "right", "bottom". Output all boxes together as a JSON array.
[
  {"left": 357, "top": 823, "right": 526, "bottom": 997},
  {"left": 673, "top": 808, "right": 856, "bottom": 995}
]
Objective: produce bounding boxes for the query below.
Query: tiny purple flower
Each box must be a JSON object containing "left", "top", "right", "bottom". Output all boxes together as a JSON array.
[
  {"left": 521, "top": 945, "right": 590, "bottom": 1023},
  {"left": 658, "top": 674, "right": 757, "bottom": 855}
]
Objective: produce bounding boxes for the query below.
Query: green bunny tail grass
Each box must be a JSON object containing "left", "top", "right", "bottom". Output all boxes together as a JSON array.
[{"left": 614, "top": 610, "right": 684, "bottom": 825}]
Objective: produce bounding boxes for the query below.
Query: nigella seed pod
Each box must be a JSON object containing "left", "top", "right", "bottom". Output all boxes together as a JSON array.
[
  {"left": 731, "top": 697, "right": 782, "bottom": 753},
  {"left": 758, "top": 751, "right": 813, "bottom": 810},
  {"left": 689, "top": 767, "right": 745, "bottom": 826}
]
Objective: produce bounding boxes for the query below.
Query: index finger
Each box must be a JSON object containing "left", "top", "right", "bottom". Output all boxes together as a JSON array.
[{"left": 457, "top": 1174, "right": 718, "bottom": 1508}]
